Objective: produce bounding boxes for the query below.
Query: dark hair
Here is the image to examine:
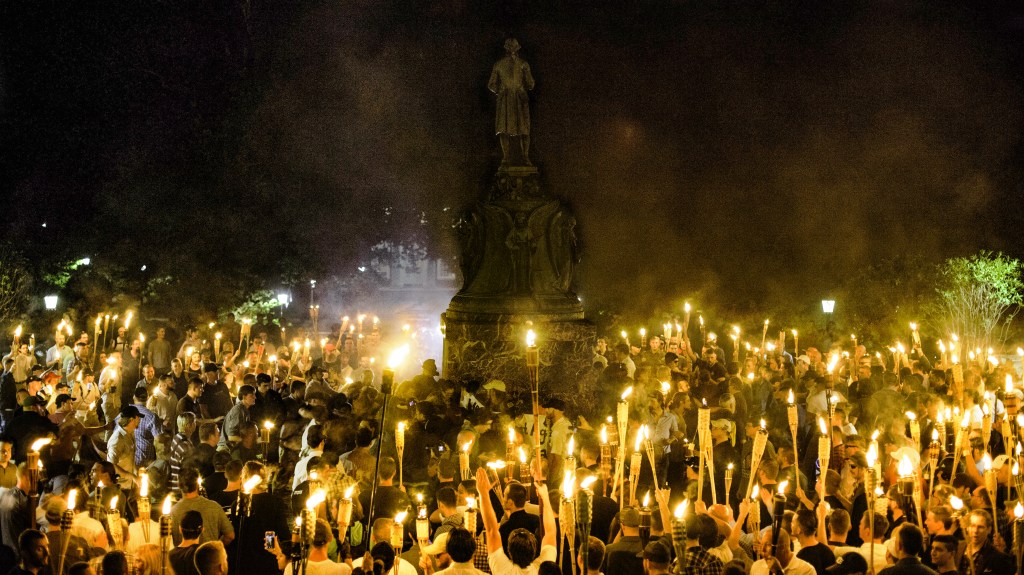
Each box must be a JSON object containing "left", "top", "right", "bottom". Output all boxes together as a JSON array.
[
  {"left": 101, "top": 550, "right": 129, "bottom": 575},
  {"left": 896, "top": 523, "right": 925, "bottom": 556},
  {"left": 199, "top": 423, "right": 219, "bottom": 441},
  {"left": 179, "top": 467, "right": 200, "bottom": 494},
  {"left": 928, "top": 505, "right": 954, "bottom": 529},
  {"left": 446, "top": 528, "right": 476, "bottom": 563},
  {"left": 370, "top": 542, "right": 396, "bottom": 574},
  {"left": 794, "top": 509, "right": 817, "bottom": 537},
  {"left": 860, "top": 512, "right": 889, "bottom": 540},
  {"left": 69, "top": 562, "right": 93, "bottom": 575},
  {"left": 506, "top": 483, "right": 528, "bottom": 508},
  {"left": 436, "top": 487, "right": 458, "bottom": 509},
  {"left": 378, "top": 456, "right": 396, "bottom": 481},
  {"left": 931, "top": 534, "right": 957, "bottom": 554},
  {"left": 828, "top": 508, "right": 851, "bottom": 534},
  {"left": 507, "top": 528, "right": 538, "bottom": 568},
  {"left": 697, "top": 515, "right": 721, "bottom": 549},
  {"left": 134, "top": 387, "right": 149, "bottom": 402},
  {"left": 723, "top": 560, "right": 746, "bottom": 575},
  {"left": 356, "top": 427, "right": 374, "bottom": 447},
  {"left": 224, "top": 460, "right": 244, "bottom": 482},
  {"left": 538, "top": 561, "right": 561, "bottom": 575},
  {"left": 18, "top": 529, "right": 45, "bottom": 554},
  {"left": 307, "top": 424, "right": 324, "bottom": 448}
]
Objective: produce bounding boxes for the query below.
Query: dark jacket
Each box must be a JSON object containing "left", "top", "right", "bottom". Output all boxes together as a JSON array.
[{"left": 878, "top": 557, "right": 940, "bottom": 575}]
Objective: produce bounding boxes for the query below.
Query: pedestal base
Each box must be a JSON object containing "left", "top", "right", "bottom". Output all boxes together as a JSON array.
[{"left": 442, "top": 314, "right": 597, "bottom": 413}]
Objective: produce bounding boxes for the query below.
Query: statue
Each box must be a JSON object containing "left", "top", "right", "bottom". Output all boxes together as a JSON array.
[
  {"left": 488, "top": 38, "right": 535, "bottom": 166},
  {"left": 548, "top": 210, "right": 579, "bottom": 292},
  {"left": 505, "top": 212, "right": 536, "bottom": 294}
]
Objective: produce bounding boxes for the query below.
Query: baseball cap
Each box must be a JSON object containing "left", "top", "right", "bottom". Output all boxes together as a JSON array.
[
  {"left": 421, "top": 531, "right": 449, "bottom": 555},
  {"left": 20, "top": 396, "right": 42, "bottom": 407},
  {"left": 826, "top": 551, "right": 868, "bottom": 575},
  {"left": 640, "top": 541, "right": 671, "bottom": 564},
  {"left": 620, "top": 507, "right": 641, "bottom": 527}
]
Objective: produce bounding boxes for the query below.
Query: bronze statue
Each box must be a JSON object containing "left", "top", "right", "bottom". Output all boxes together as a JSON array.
[{"left": 488, "top": 38, "right": 535, "bottom": 166}]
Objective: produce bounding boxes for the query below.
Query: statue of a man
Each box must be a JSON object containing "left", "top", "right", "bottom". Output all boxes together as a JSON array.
[{"left": 488, "top": 38, "right": 535, "bottom": 166}]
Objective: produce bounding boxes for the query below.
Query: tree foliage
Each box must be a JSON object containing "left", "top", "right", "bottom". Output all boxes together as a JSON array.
[
  {"left": 0, "top": 244, "right": 32, "bottom": 323},
  {"left": 928, "top": 250, "right": 1023, "bottom": 352}
]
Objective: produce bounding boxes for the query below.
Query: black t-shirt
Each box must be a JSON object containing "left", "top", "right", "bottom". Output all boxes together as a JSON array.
[
  {"left": 169, "top": 544, "right": 200, "bottom": 575},
  {"left": 796, "top": 542, "right": 836, "bottom": 575}
]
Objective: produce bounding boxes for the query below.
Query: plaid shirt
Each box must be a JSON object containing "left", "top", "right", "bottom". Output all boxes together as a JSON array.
[
  {"left": 473, "top": 532, "right": 491, "bottom": 573},
  {"left": 169, "top": 432, "right": 194, "bottom": 493},
  {"left": 133, "top": 403, "right": 163, "bottom": 467},
  {"left": 682, "top": 546, "right": 724, "bottom": 575}
]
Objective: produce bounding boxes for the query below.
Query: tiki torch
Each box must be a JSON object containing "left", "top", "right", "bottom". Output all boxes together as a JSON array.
[
  {"left": 787, "top": 390, "right": 800, "bottom": 492},
  {"left": 160, "top": 495, "right": 173, "bottom": 575},
  {"left": 57, "top": 489, "right": 77, "bottom": 575},
  {"left": 770, "top": 481, "right": 788, "bottom": 558},
  {"left": 526, "top": 329, "right": 541, "bottom": 466},
  {"left": 672, "top": 501, "right": 689, "bottom": 572},
  {"left": 746, "top": 421, "right": 768, "bottom": 498}
]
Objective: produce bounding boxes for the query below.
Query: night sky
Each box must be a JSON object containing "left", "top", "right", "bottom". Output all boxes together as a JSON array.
[{"left": 2, "top": 1, "right": 1023, "bottom": 321}]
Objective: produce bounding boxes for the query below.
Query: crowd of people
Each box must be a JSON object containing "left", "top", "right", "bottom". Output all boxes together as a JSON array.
[{"left": 0, "top": 316, "right": 1018, "bottom": 575}]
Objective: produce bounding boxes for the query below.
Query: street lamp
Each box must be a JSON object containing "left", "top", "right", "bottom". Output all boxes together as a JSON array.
[
  {"left": 821, "top": 300, "right": 836, "bottom": 314},
  {"left": 44, "top": 296, "right": 58, "bottom": 311},
  {"left": 277, "top": 293, "right": 289, "bottom": 307}
]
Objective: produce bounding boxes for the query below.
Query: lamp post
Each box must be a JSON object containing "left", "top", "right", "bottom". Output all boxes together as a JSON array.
[
  {"left": 44, "top": 295, "right": 58, "bottom": 311},
  {"left": 822, "top": 299, "right": 835, "bottom": 342}
]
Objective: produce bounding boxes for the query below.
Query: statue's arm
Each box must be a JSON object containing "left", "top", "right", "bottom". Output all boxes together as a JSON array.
[
  {"left": 488, "top": 65, "right": 500, "bottom": 94},
  {"left": 522, "top": 62, "right": 535, "bottom": 90}
]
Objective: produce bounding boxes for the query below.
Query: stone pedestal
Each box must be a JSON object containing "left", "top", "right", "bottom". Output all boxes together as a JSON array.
[{"left": 443, "top": 164, "right": 596, "bottom": 410}]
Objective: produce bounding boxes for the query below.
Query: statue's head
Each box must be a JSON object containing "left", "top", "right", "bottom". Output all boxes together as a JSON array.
[{"left": 504, "top": 38, "right": 521, "bottom": 54}]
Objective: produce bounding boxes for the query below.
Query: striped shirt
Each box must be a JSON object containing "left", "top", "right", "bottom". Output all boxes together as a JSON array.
[{"left": 169, "top": 432, "right": 194, "bottom": 493}]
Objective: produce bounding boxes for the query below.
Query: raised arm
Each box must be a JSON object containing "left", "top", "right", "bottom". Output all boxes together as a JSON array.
[
  {"left": 538, "top": 481, "right": 556, "bottom": 549},
  {"left": 476, "top": 467, "right": 503, "bottom": 553},
  {"left": 730, "top": 499, "right": 750, "bottom": 551}
]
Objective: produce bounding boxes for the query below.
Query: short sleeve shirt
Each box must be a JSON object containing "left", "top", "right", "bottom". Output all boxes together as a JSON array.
[{"left": 488, "top": 544, "right": 557, "bottom": 575}]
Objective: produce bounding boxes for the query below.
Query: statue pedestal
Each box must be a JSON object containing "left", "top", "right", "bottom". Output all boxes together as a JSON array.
[
  {"left": 441, "top": 313, "right": 597, "bottom": 412},
  {"left": 443, "top": 164, "right": 596, "bottom": 411}
]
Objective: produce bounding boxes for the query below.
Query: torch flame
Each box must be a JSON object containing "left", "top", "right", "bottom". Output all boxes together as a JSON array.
[
  {"left": 518, "top": 446, "right": 527, "bottom": 464},
  {"left": 30, "top": 438, "right": 52, "bottom": 452},
  {"left": 600, "top": 425, "right": 608, "bottom": 444},
  {"left": 1016, "top": 503, "right": 1024, "bottom": 519},
  {"left": 162, "top": 495, "right": 173, "bottom": 515},
  {"left": 67, "top": 489, "right": 77, "bottom": 511},
  {"left": 751, "top": 485, "right": 759, "bottom": 500},
  {"left": 509, "top": 425, "right": 516, "bottom": 444},
  {"left": 110, "top": 496, "right": 119, "bottom": 510},
  {"left": 524, "top": 329, "right": 536, "bottom": 348},
  {"left": 674, "top": 500, "right": 688, "bottom": 519},
  {"left": 344, "top": 486, "right": 355, "bottom": 499},
  {"left": 264, "top": 420, "right": 274, "bottom": 430},
  {"left": 306, "top": 488, "right": 327, "bottom": 510},
  {"left": 465, "top": 497, "right": 475, "bottom": 510},
  {"left": 787, "top": 389, "right": 794, "bottom": 404},
  {"left": 462, "top": 441, "right": 472, "bottom": 453},
  {"left": 243, "top": 475, "right": 262, "bottom": 493},
  {"left": 387, "top": 344, "right": 410, "bottom": 369},
  {"left": 642, "top": 491, "right": 650, "bottom": 507},
  {"left": 581, "top": 476, "right": 597, "bottom": 490},
  {"left": 898, "top": 456, "right": 914, "bottom": 477},
  {"left": 949, "top": 496, "right": 963, "bottom": 510},
  {"left": 395, "top": 511, "right": 408, "bottom": 523},
  {"left": 777, "top": 481, "right": 788, "bottom": 495},
  {"left": 905, "top": 411, "right": 916, "bottom": 421},
  {"left": 621, "top": 386, "right": 633, "bottom": 401},
  {"left": 818, "top": 417, "right": 828, "bottom": 435}
]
